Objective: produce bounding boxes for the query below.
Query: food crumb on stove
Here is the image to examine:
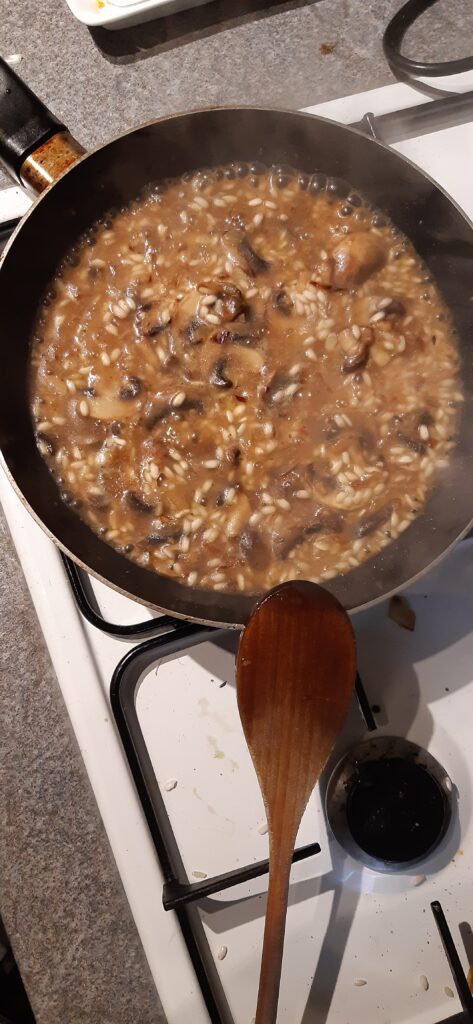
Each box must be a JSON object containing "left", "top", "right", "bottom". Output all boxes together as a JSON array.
[
  {"left": 354, "top": 978, "right": 367, "bottom": 986},
  {"left": 320, "top": 41, "right": 335, "bottom": 54},
  {"left": 163, "top": 778, "right": 178, "bottom": 792},
  {"left": 419, "top": 974, "right": 429, "bottom": 991},
  {"left": 217, "top": 945, "right": 228, "bottom": 960},
  {"left": 258, "top": 821, "right": 268, "bottom": 835},
  {"left": 388, "top": 594, "right": 416, "bottom": 631},
  {"left": 412, "top": 874, "right": 426, "bottom": 887},
  {"left": 467, "top": 965, "right": 473, "bottom": 994},
  {"left": 444, "top": 986, "right": 454, "bottom": 998},
  {"left": 192, "top": 870, "right": 207, "bottom": 879}
]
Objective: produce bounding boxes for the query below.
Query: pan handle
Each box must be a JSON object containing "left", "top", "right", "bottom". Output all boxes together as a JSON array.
[{"left": 0, "top": 57, "right": 84, "bottom": 194}]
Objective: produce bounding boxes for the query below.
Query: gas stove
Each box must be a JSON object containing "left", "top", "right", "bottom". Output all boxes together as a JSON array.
[{"left": 2, "top": 77, "right": 473, "bottom": 1024}]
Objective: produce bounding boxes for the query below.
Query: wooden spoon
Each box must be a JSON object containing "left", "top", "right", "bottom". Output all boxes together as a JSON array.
[{"left": 236, "top": 581, "right": 356, "bottom": 1024}]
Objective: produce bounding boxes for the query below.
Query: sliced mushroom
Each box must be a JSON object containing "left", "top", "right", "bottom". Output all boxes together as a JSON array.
[
  {"left": 356, "top": 505, "right": 392, "bottom": 537},
  {"left": 124, "top": 491, "right": 155, "bottom": 514},
  {"left": 143, "top": 400, "right": 170, "bottom": 429},
  {"left": 397, "top": 432, "right": 426, "bottom": 456},
  {"left": 215, "top": 283, "right": 248, "bottom": 321},
  {"left": 174, "top": 397, "right": 205, "bottom": 416},
  {"left": 352, "top": 295, "right": 406, "bottom": 325},
  {"left": 272, "top": 289, "right": 293, "bottom": 315},
  {"left": 331, "top": 233, "right": 387, "bottom": 289},
  {"left": 210, "top": 357, "right": 233, "bottom": 389},
  {"left": 87, "top": 491, "right": 109, "bottom": 511},
  {"left": 143, "top": 396, "right": 204, "bottom": 429},
  {"left": 212, "top": 326, "right": 260, "bottom": 347},
  {"left": 263, "top": 371, "right": 294, "bottom": 406},
  {"left": 342, "top": 348, "right": 369, "bottom": 373},
  {"left": 89, "top": 396, "right": 139, "bottom": 420},
  {"left": 228, "top": 446, "right": 241, "bottom": 466},
  {"left": 311, "top": 258, "right": 334, "bottom": 289},
  {"left": 272, "top": 462, "right": 316, "bottom": 494},
  {"left": 223, "top": 229, "right": 270, "bottom": 276},
  {"left": 240, "top": 528, "right": 271, "bottom": 571},
  {"left": 183, "top": 317, "right": 208, "bottom": 345},
  {"left": 146, "top": 322, "right": 169, "bottom": 338},
  {"left": 135, "top": 301, "right": 169, "bottom": 338},
  {"left": 339, "top": 326, "right": 374, "bottom": 374},
  {"left": 238, "top": 234, "right": 270, "bottom": 275},
  {"left": 383, "top": 298, "right": 406, "bottom": 319},
  {"left": 146, "top": 522, "right": 182, "bottom": 545},
  {"left": 169, "top": 289, "right": 209, "bottom": 347},
  {"left": 275, "top": 506, "right": 344, "bottom": 560},
  {"left": 215, "top": 485, "right": 239, "bottom": 507},
  {"left": 36, "top": 431, "right": 56, "bottom": 456},
  {"left": 119, "top": 376, "right": 142, "bottom": 400}
]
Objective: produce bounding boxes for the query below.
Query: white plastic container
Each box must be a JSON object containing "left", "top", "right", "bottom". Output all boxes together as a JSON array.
[{"left": 65, "top": 0, "right": 211, "bottom": 30}]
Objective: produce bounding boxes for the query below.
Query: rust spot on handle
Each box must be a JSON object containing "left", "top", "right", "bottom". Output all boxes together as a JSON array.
[{"left": 20, "top": 132, "right": 85, "bottom": 193}]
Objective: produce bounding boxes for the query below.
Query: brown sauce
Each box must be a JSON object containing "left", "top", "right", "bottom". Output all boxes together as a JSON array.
[{"left": 30, "top": 164, "right": 461, "bottom": 594}]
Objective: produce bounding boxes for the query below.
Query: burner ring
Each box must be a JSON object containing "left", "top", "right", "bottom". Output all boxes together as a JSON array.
[{"left": 325, "top": 736, "right": 454, "bottom": 872}]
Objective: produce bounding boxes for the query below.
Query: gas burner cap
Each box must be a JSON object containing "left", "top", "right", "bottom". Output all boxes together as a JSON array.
[{"left": 325, "top": 736, "right": 454, "bottom": 872}]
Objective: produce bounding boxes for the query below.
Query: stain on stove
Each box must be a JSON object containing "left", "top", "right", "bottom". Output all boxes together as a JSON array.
[
  {"left": 198, "top": 696, "right": 233, "bottom": 733},
  {"left": 207, "top": 735, "right": 225, "bottom": 759},
  {"left": 192, "top": 786, "right": 232, "bottom": 821},
  {"left": 192, "top": 870, "right": 207, "bottom": 879}
]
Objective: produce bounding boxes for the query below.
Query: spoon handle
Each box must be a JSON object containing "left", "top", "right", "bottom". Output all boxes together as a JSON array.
[{"left": 255, "top": 838, "right": 294, "bottom": 1024}]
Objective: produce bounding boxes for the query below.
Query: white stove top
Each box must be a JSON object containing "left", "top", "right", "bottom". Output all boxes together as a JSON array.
[{"left": 2, "top": 77, "right": 473, "bottom": 1024}]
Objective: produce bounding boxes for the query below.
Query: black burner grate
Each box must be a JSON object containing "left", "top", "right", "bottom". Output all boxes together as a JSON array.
[
  {"left": 62, "top": 554, "right": 185, "bottom": 641},
  {"left": 61, "top": 555, "right": 473, "bottom": 1023}
]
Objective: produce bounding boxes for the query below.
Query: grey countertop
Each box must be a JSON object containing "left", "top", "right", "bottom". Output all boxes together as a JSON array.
[{"left": 1, "top": 2, "right": 472, "bottom": 1022}]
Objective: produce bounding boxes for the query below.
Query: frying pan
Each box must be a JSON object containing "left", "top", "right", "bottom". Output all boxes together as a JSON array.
[{"left": 1, "top": 57, "right": 472, "bottom": 628}]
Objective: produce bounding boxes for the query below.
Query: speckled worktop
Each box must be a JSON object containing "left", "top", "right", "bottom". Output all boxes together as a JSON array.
[{"left": 1, "top": 2, "right": 472, "bottom": 1021}]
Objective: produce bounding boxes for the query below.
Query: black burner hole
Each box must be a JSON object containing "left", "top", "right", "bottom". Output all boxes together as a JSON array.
[{"left": 346, "top": 757, "right": 448, "bottom": 863}]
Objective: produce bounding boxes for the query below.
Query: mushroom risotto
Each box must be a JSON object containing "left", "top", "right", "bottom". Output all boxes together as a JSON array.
[{"left": 30, "top": 163, "right": 461, "bottom": 593}]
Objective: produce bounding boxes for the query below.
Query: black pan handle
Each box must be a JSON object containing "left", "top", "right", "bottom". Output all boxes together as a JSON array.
[
  {"left": 0, "top": 57, "right": 83, "bottom": 192},
  {"left": 350, "top": 90, "right": 473, "bottom": 145},
  {"left": 0, "top": 57, "right": 65, "bottom": 179}
]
